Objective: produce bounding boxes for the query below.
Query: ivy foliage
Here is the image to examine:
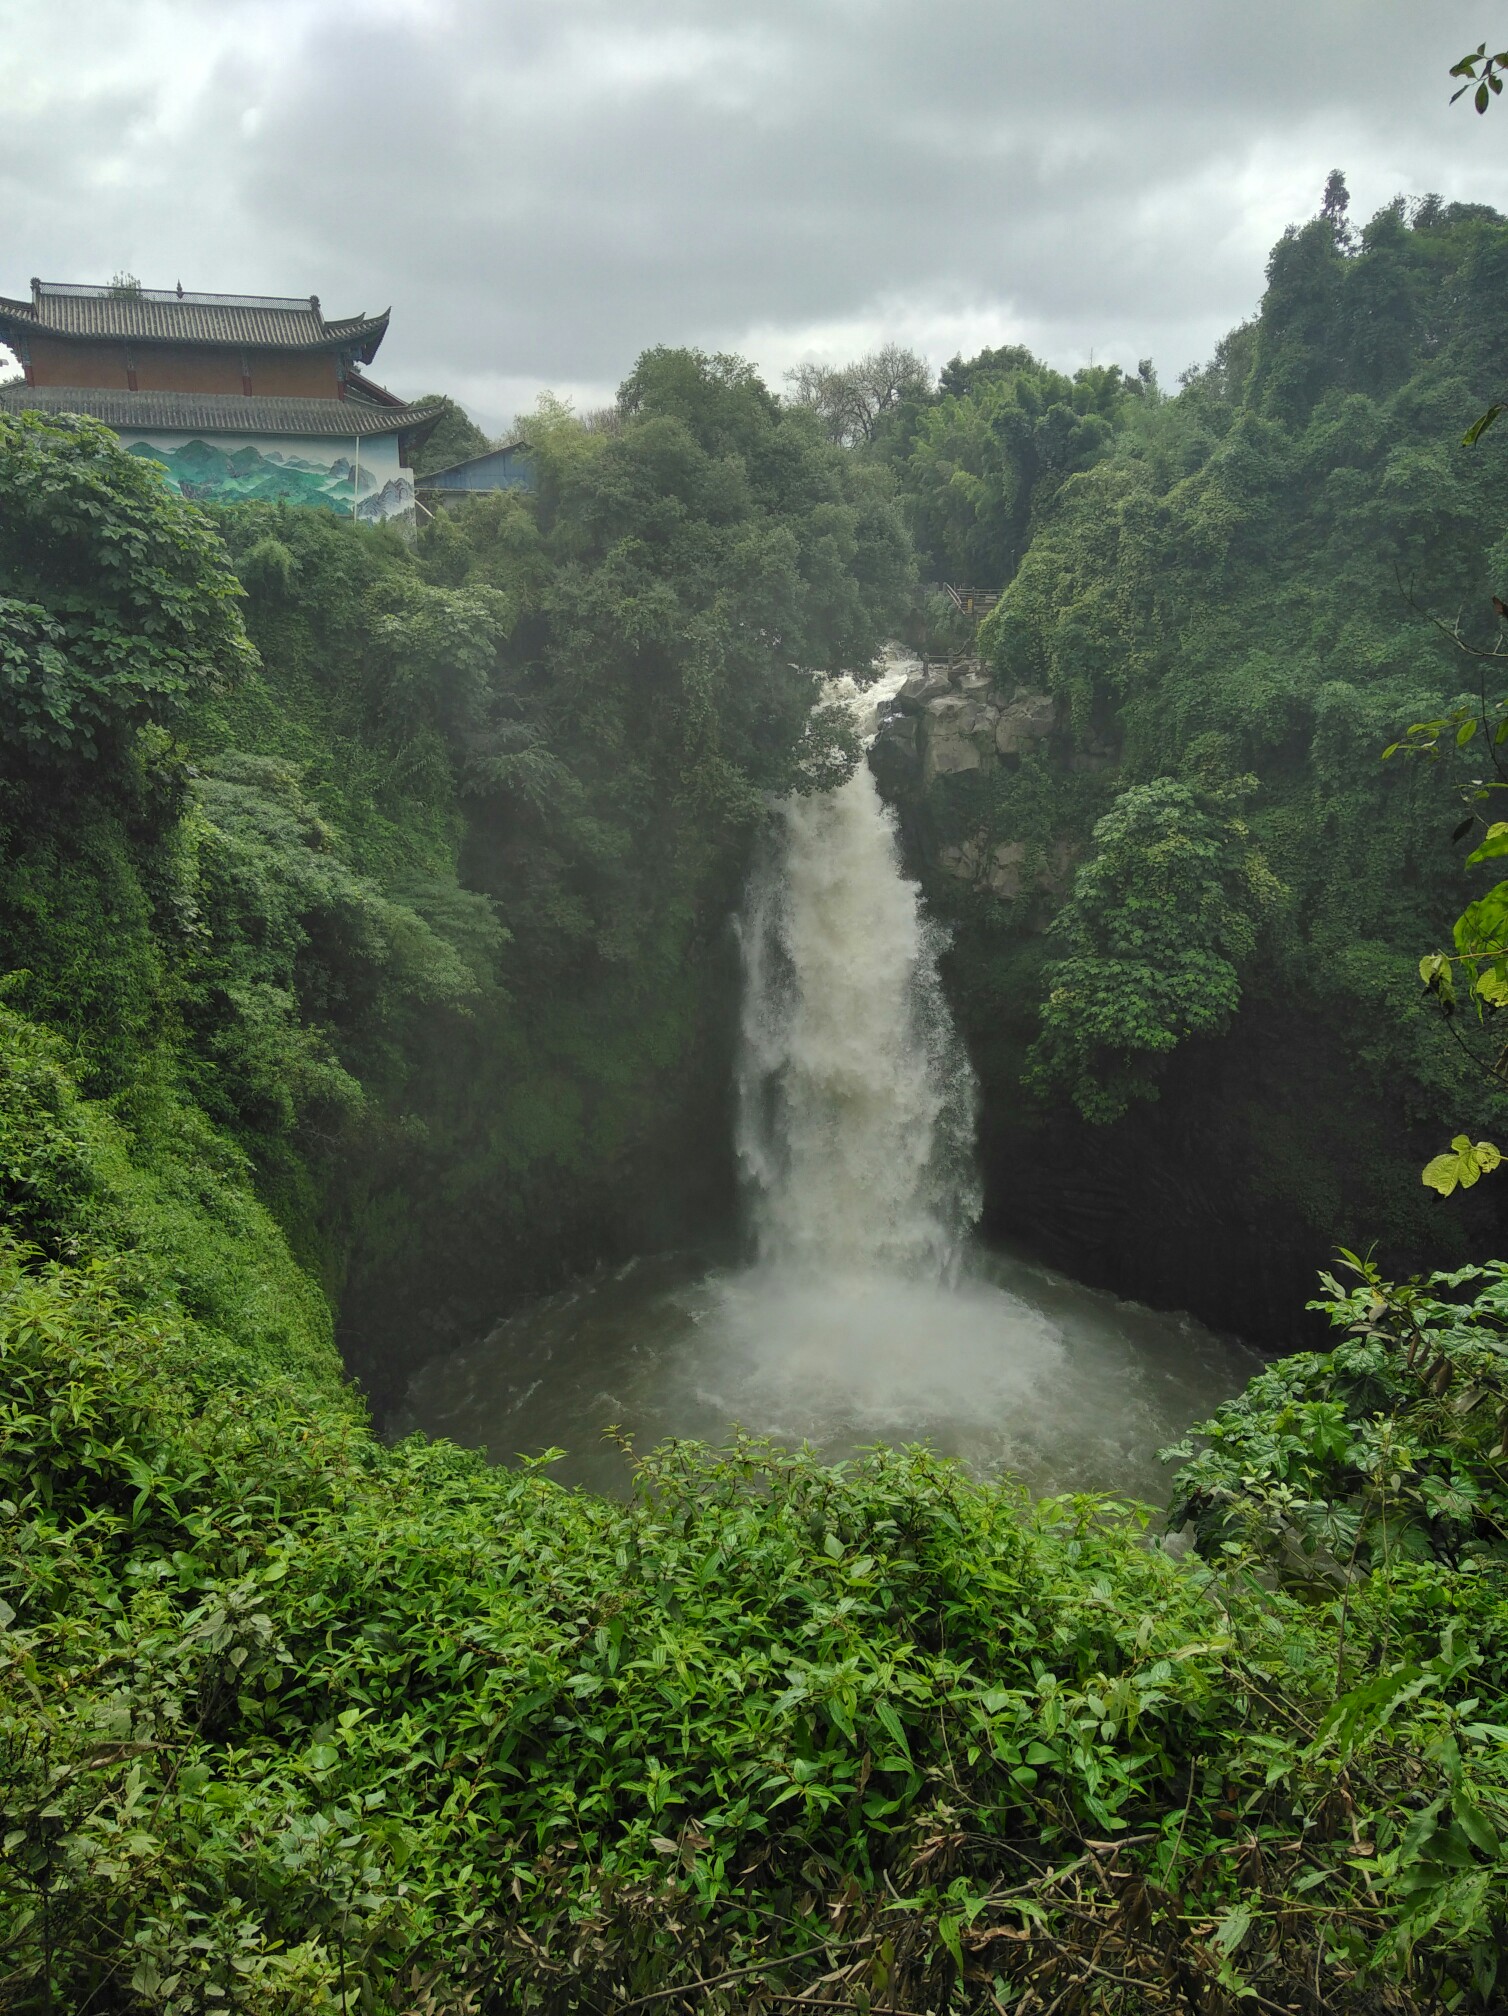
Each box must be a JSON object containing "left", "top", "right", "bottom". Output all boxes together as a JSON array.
[{"left": 0, "top": 412, "right": 255, "bottom": 756}]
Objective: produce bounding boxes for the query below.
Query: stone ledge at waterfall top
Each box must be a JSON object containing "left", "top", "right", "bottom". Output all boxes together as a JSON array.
[{"left": 871, "top": 657, "right": 1087, "bottom": 903}]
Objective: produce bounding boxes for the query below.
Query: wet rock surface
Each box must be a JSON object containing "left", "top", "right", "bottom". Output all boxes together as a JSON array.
[
  {"left": 873, "top": 658, "right": 1058, "bottom": 792},
  {"left": 870, "top": 658, "right": 1071, "bottom": 902}
]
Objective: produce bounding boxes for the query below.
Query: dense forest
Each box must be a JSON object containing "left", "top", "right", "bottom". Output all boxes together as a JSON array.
[
  {"left": 867, "top": 190, "right": 1508, "bottom": 1342},
  {"left": 0, "top": 355, "right": 911, "bottom": 1412},
  {"left": 3, "top": 195, "right": 1508, "bottom": 2010}
]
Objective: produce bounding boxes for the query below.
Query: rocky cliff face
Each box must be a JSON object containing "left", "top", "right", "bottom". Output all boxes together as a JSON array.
[
  {"left": 868, "top": 658, "right": 1496, "bottom": 1359},
  {"left": 871, "top": 657, "right": 1079, "bottom": 902}
]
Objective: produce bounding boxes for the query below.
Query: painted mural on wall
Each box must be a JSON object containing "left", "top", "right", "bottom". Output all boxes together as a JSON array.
[{"left": 125, "top": 431, "right": 414, "bottom": 521}]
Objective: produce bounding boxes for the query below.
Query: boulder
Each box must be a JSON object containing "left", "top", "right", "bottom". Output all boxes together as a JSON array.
[
  {"left": 933, "top": 833, "right": 1067, "bottom": 903},
  {"left": 985, "top": 839, "right": 1027, "bottom": 899},
  {"left": 868, "top": 713, "right": 919, "bottom": 795},
  {"left": 937, "top": 835, "right": 984, "bottom": 881},
  {"left": 1043, "top": 836, "right": 1081, "bottom": 896},
  {"left": 895, "top": 663, "right": 954, "bottom": 712},
  {"left": 921, "top": 695, "right": 999, "bottom": 784},
  {"left": 995, "top": 690, "right": 1057, "bottom": 757}
]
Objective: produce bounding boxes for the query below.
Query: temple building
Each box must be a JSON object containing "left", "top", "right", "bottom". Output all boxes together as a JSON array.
[{"left": 0, "top": 278, "right": 439, "bottom": 520}]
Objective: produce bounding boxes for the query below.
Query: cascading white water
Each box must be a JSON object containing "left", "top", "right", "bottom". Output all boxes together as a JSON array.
[
  {"left": 735, "top": 655, "right": 980, "bottom": 1278},
  {"left": 395, "top": 656, "right": 1264, "bottom": 1500}
]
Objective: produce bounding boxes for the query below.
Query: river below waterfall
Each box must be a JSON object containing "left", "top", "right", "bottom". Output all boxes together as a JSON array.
[
  {"left": 396, "top": 652, "right": 1264, "bottom": 1500},
  {"left": 392, "top": 1245, "right": 1262, "bottom": 1500}
]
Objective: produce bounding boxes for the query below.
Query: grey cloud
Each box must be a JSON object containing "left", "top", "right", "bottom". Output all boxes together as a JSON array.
[{"left": 3, "top": 0, "right": 1506, "bottom": 429}]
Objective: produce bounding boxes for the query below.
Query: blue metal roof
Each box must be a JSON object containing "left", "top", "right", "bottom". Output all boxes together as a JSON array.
[{"left": 419, "top": 441, "right": 534, "bottom": 492}]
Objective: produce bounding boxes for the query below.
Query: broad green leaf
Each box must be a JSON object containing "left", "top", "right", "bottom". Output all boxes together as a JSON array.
[
  {"left": 1212, "top": 1903, "right": 1253, "bottom": 1955},
  {"left": 1465, "top": 824, "right": 1508, "bottom": 864},
  {"left": 1454, "top": 1797, "right": 1500, "bottom": 1856},
  {"left": 875, "top": 1700, "right": 912, "bottom": 1760},
  {"left": 1423, "top": 1139, "right": 1502, "bottom": 1195},
  {"left": 936, "top": 1914, "right": 964, "bottom": 1977}
]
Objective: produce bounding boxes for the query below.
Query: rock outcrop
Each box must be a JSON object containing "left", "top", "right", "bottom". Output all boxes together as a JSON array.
[
  {"left": 922, "top": 693, "right": 998, "bottom": 783},
  {"left": 995, "top": 690, "right": 1057, "bottom": 757},
  {"left": 875, "top": 658, "right": 1058, "bottom": 793},
  {"left": 871, "top": 659, "right": 1074, "bottom": 904}
]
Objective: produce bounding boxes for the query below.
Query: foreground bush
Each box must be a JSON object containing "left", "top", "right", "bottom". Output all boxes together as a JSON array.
[{"left": 1, "top": 1003, "right": 1506, "bottom": 2012}]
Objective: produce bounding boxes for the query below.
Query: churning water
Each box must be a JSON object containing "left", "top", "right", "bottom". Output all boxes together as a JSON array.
[
  {"left": 395, "top": 655, "right": 1263, "bottom": 1499},
  {"left": 736, "top": 658, "right": 979, "bottom": 1278}
]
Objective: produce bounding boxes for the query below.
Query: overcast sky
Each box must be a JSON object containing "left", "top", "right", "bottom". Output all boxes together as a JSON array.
[{"left": 3, "top": 1, "right": 1506, "bottom": 436}]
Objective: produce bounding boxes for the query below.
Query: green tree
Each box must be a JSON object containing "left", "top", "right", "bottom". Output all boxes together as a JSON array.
[
  {"left": 0, "top": 411, "right": 255, "bottom": 757},
  {"left": 1025, "top": 777, "right": 1283, "bottom": 1123},
  {"left": 969, "top": 201, "right": 1508, "bottom": 1153},
  {"left": 784, "top": 343, "right": 932, "bottom": 447},
  {"left": 903, "top": 353, "right": 1129, "bottom": 586},
  {"left": 407, "top": 393, "right": 492, "bottom": 477}
]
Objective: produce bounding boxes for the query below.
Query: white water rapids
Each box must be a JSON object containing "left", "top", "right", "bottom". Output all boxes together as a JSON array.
[
  {"left": 395, "top": 654, "right": 1262, "bottom": 1498},
  {"left": 736, "top": 654, "right": 979, "bottom": 1279}
]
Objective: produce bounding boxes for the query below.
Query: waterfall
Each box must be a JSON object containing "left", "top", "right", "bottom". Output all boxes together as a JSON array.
[
  {"left": 400, "top": 664, "right": 1260, "bottom": 1499},
  {"left": 735, "top": 656, "right": 981, "bottom": 1278}
]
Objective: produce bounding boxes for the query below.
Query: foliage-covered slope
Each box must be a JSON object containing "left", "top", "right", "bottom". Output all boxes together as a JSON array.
[
  {"left": 0, "top": 356, "right": 912, "bottom": 1406},
  {"left": 3, "top": 982, "right": 1508, "bottom": 2011},
  {"left": 876, "top": 196, "right": 1508, "bottom": 1333}
]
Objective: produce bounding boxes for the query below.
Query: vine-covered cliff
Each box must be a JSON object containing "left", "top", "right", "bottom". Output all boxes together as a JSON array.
[{"left": 874, "top": 197, "right": 1508, "bottom": 1343}]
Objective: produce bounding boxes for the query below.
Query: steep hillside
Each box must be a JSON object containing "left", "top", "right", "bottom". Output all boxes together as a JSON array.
[
  {"left": 0, "top": 357, "right": 912, "bottom": 1411},
  {"left": 875, "top": 197, "right": 1508, "bottom": 1341}
]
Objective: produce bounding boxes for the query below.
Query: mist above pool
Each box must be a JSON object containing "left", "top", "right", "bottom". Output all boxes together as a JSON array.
[{"left": 397, "top": 655, "right": 1261, "bottom": 1496}]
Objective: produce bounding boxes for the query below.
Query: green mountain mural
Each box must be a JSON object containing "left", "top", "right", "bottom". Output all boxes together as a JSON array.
[{"left": 128, "top": 437, "right": 376, "bottom": 511}]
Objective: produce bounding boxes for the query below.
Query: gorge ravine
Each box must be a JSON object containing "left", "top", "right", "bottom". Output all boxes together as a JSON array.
[{"left": 395, "top": 654, "right": 1262, "bottom": 1494}]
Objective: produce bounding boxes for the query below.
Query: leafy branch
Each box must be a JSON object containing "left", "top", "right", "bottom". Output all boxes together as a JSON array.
[
  {"left": 1451, "top": 41, "right": 1508, "bottom": 115},
  {"left": 1449, "top": 45, "right": 1507, "bottom": 437}
]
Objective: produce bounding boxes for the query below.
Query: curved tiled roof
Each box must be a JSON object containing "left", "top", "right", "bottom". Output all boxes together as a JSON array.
[
  {"left": 0, "top": 385, "right": 438, "bottom": 441},
  {"left": 0, "top": 282, "right": 389, "bottom": 358}
]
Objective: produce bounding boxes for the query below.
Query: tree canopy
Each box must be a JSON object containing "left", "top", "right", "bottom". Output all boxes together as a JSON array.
[
  {"left": 0, "top": 411, "right": 255, "bottom": 756},
  {"left": 1026, "top": 778, "right": 1283, "bottom": 1123}
]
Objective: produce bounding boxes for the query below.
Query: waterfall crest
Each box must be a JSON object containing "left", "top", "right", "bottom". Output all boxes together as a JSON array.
[{"left": 735, "top": 656, "right": 980, "bottom": 1278}]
